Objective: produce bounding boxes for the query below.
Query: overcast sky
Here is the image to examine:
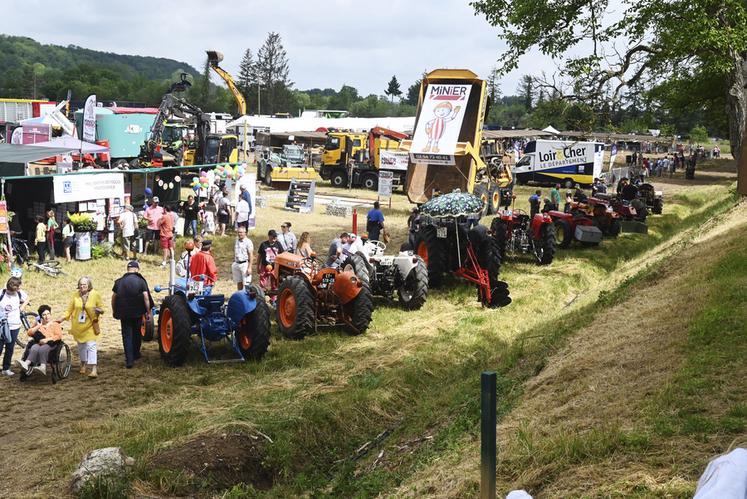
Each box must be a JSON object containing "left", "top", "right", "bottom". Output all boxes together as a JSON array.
[{"left": 5, "top": 0, "right": 564, "bottom": 98}]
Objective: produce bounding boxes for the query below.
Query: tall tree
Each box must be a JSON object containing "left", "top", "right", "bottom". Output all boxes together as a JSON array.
[
  {"left": 237, "top": 49, "right": 256, "bottom": 97},
  {"left": 405, "top": 79, "right": 421, "bottom": 106},
  {"left": 486, "top": 66, "right": 501, "bottom": 103},
  {"left": 385, "top": 75, "right": 402, "bottom": 102},
  {"left": 471, "top": 0, "right": 747, "bottom": 192},
  {"left": 516, "top": 75, "right": 535, "bottom": 111},
  {"left": 256, "top": 32, "right": 292, "bottom": 115}
]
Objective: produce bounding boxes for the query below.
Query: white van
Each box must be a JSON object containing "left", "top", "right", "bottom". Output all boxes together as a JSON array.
[{"left": 514, "top": 140, "right": 604, "bottom": 186}]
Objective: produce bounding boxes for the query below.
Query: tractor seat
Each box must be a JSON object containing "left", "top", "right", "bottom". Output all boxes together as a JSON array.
[{"left": 196, "top": 294, "right": 225, "bottom": 313}]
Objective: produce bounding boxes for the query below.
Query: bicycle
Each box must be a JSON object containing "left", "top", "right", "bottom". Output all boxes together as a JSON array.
[
  {"left": 26, "top": 259, "right": 66, "bottom": 277},
  {"left": 14, "top": 311, "right": 39, "bottom": 349}
]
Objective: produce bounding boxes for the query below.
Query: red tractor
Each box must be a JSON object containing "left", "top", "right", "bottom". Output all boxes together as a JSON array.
[
  {"left": 272, "top": 253, "right": 374, "bottom": 340},
  {"left": 490, "top": 209, "right": 556, "bottom": 265},
  {"left": 548, "top": 199, "right": 620, "bottom": 249}
]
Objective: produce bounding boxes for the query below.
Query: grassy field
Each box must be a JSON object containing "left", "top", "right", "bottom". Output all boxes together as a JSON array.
[{"left": 0, "top": 159, "right": 740, "bottom": 498}]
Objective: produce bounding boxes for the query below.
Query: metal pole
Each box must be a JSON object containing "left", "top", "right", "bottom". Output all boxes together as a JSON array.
[
  {"left": 352, "top": 208, "right": 357, "bottom": 234},
  {"left": 481, "top": 371, "right": 497, "bottom": 499}
]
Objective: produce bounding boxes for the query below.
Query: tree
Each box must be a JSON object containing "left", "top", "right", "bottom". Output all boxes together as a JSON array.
[
  {"left": 385, "top": 75, "right": 402, "bottom": 102},
  {"left": 516, "top": 74, "right": 534, "bottom": 111},
  {"left": 486, "top": 66, "right": 501, "bottom": 103},
  {"left": 471, "top": 0, "right": 747, "bottom": 192},
  {"left": 237, "top": 49, "right": 256, "bottom": 96},
  {"left": 256, "top": 32, "right": 292, "bottom": 115},
  {"left": 405, "top": 79, "right": 421, "bottom": 106},
  {"left": 689, "top": 125, "right": 709, "bottom": 144}
]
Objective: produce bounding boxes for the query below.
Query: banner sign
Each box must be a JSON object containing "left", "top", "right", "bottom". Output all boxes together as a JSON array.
[
  {"left": 53, "top": 172, "right": 124, "bottom": 203},
  {"left": 82, "top": 95, "right": 97, "bottom": 142},
  {"left": 379, "top": 150, "right": 409, "bottom": 171},
  {"left": 609, "top": 144, "right": 618, "bottom": 169},
  {"left": 410, "top": 83, "right": 472, "bottom": 165},
  {"left": 378, "top": 171, "right": 394, "bottom": 198},
  {"left": 0, "top": 201, "right": 8, "bottom": 233}
]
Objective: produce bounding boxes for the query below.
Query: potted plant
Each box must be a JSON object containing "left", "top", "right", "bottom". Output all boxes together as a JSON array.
[{"left": 68, "top": 213, "right": 97, "bottom": 260}]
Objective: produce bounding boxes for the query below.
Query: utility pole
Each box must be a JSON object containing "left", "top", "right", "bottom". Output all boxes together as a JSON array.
[{"left": 257, "top": 84, "right": 261, "bottom": 116}]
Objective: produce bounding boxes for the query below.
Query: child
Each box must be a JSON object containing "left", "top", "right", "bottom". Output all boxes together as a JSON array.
[{"left": 201, "top": 203, "right": 216, "bottom": 235}]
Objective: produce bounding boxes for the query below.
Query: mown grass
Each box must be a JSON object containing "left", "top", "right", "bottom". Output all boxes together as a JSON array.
[{"left": 40, "top": 175, "right": 739, "bottom": 497}]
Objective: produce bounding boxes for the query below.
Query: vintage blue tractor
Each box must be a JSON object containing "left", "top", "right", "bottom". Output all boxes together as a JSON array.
[{"left": 153, "top": 245, "right": 271, "bottom": 366}]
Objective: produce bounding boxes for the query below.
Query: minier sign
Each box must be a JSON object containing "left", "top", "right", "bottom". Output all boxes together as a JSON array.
[
  {"left": 53, "top": 173, "right": 125, "bottom": 203},
  {"left": 410, "top": 84, "right": 472, "bottom": 165}
]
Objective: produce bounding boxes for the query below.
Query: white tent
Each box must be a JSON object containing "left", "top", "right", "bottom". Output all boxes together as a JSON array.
[
  {"left": 29, "top": 136, "right": 109, "bottom": 154},
  {"left": 542, "top": 125, "right": 560, "bottom": 135},
  {"left": 226, "top": 115, "right": 415, "bottom": 134}
]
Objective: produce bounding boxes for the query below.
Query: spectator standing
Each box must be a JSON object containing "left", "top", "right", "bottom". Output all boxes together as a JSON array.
[
  {"left": 235, "top": 195, "right": 251, "bottom": 230},
  {"left": 278, "top": 222, "right": 297, "bottom": 253},
  {"left": 297, "top": 232, "right": 314, "bottom": 258},
  {"left": 58, "top": 276, "right": 103, "bottom": 378},
  {"left": 46, "top": 209, "right": 58, "bottom": 260},
  {"left": 34, "top": 216, "right": 46, "bottom": 263},
  {"left": 0, "top": 277, "right": 29, "bottom": 376},
  {"left": 366, "top": 202, "right": 385, "bottom": 241},
  {"left": 189, "top": 239, "right": 218, "bottom": 285},
  {"left": 217, "top": 190, "right": 231, "bottom": 236},
  {"left": 17, "top": 304, "right": 62, "bottom": 376},
  {"left": 145, "top": 197, "right": 164, "bottom": 255},
  {"left": 181, "top": 195, "right": 199, "bottom": 237},
  {"left": 529, "top": 190, "right": 542, "bottom": 217},
  {"left": 200, "top": 202, "right": 216, "bottom": 235},
  {"left": 549, "top": 184, "right": 561, "bottom": 210},
  {"left": 118, "top": 205, "right": 138, "bottom": 260},
  {"left": 232, "top": 227, "right": 254, "bottom": 290},
  {"left": 111, "top": 261, "right": 153, "bottom": 368},
  {"left": 258, "top": 230, "right": 283, "bottom": 298},
  {"left": 159, "top": 206, "right": 175, "bottom": 266},
  {"left": 62, "top": 217, "right": 75, "bottom": 263}
]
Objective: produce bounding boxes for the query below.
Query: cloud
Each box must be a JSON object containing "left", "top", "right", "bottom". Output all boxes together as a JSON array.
[{"left": 3, "top": 0, "right": 561, "bottom": 97}]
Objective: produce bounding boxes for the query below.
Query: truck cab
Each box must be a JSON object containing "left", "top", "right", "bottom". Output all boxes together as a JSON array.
[{"left": 320, "top": 132, "right": 366, "bottom": 181}]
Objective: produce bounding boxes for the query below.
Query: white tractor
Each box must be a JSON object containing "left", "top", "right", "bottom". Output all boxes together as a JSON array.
[{"left": 344, "top": 240, "right": 428, "bottom": 310}]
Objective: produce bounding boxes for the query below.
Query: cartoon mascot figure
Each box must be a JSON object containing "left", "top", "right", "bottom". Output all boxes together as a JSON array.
[{"left": 422, "top": 102, "right": 462, "bottom": 153}]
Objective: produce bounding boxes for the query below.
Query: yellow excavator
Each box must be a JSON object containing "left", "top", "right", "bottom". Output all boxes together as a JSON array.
[{"left": 206, "top": 50, "right": 246, "bottom": 161}]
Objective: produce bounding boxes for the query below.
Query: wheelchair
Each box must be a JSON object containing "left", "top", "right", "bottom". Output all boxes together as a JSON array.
[{"left": 18, "top": 340, "right": 72, "bottom": 384}]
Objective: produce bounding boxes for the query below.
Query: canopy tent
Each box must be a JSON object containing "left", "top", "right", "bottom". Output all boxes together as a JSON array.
[
  {"left": 0, "top": 143, "right": 79, "bottom": 177},
  {"left": 542, "top": 125, "right": 561, "bottom": 135},
  {"left": 30, "top": 136, "right": 109, "bottom": 154},
  {"left": 226, "top": 115, "right": 415, "bottom": 134}
]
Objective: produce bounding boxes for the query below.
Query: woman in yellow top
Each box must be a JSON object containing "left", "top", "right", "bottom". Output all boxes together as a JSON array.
[{"left": 57, "top": 276, "right": 103, "bottom": 378}]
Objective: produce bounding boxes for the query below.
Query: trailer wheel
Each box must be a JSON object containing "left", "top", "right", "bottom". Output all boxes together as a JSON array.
[
  {"left": 398, "top": 257, "right": 428, "bottom": 310},
  {"left": 158, "top": 294, "right": 191, "bottom": 367},
  {"left": 331, "top": 170, "right": 348, "bottom": 188},
  {"left": 276, "top": 276, "right": 315, "bottom": 340},
  {"left": 553, "top": 219, "right": 573, "bottom": 249}
]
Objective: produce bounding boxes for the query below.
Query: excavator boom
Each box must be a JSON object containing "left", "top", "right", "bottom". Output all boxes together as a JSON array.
[{"left": 206, "top": 50, "right": 247, "bottom": 116}]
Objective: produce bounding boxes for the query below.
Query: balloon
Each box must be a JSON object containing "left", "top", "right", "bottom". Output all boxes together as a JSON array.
[
  {"left": 174, "top": 175, "right": 181, "bottom": 182},
  {"left": 193, "top": 185, "right": 200, "bottom": 193},
  {"left": 145, "top": 187, "right": 153, "bottom": 196},
  {"left": 157, "top": 179, "right": 164, "bottom": 186},
  {"left": 168, "top": 182, "right": 174, "bottom": 189}
]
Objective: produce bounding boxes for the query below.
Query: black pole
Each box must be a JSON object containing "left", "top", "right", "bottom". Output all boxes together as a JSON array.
[{"left": 481, "top": 371, "right": 497, "bottom": 499}]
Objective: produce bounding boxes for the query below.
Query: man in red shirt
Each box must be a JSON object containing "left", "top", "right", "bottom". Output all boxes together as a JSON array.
[
  {"left": 189, "top": 239, "right": 218, "bottom": 285},
  {"left": 158, "top": 205, "right": 175, "bottom": 266}
]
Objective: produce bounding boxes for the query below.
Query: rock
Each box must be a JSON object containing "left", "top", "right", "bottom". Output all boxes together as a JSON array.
[{"left": 70, "top": 447, "right": 134, "bottom": 494}]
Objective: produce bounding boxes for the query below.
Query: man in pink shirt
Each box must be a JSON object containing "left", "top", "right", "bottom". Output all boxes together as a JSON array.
[{"left": 145, "top": 196, "right": 164, "bottom": 255}]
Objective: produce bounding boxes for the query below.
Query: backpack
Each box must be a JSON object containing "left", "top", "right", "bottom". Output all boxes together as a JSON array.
[{"left": 0, "top": 290, "right": 11, "bottom": 344}]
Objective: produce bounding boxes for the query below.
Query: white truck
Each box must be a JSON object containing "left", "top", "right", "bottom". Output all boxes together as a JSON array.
[{"left": 514, "top": 139, "right": 604, "bottom": 187}]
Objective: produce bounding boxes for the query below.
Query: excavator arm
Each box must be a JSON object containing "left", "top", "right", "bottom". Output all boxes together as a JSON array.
[{"left": 206, "top": 50, "right": 247, "bottom": 116}]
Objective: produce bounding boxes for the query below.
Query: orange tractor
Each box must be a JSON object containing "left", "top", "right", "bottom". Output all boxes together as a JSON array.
[{"left": 272, "top": 253, "right": 374, "bottom": 340}]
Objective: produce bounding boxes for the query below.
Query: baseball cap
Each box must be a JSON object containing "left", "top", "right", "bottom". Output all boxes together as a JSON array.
[
  {"left": 127, "top": 260, "right": 140, "bottom": 269},
  {"left": 152, "top": 196, "right": 160, "bottom": 203},
  {"left": 202, "top": 239, "right": 213, "bottom": 249},
  {"left": 268, "top": 229, "right": 277, "bottom": 238}
]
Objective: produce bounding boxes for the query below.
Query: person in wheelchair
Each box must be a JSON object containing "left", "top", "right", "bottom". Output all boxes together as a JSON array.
[{"left": 17, "top": 305, "right": 61, "bottom": 376}]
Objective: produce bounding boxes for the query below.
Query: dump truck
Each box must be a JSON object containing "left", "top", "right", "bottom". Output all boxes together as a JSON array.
[{"left": 320, "top": 127, "right": 409, "bottom": 190}]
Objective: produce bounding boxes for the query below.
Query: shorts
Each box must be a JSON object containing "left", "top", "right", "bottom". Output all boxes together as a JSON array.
[
  {"left": 63, "top": 236, "right": 75, "bottom": 249},
  {"left": 231, "top": 261, "right": 250, "bottom": 283},
  {"left": 218, "top": 213, "right": 230, "bottom": 224},
  {"left": 122, "top": 236, "right": 134, "bottom": 250},
  {"left": 148, "top": 229, "right": 160, "bottom": 241},
  {"left": 160, "top": 236, "right": 174, "bottom": 249}
]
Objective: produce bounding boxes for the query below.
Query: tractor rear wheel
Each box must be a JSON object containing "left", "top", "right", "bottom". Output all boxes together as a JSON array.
[
  {"left": 489, "top": 218, "right": 508, "bottom": 261},
  {"left": 398, "top": 257, "right": 428, "bottom": 310},
  {"left": 276, "top": 276, "right": 315, "bottom": 340},
  {"left": 342, "top": 254, "right": 370, "bottom": 287},
  {"left": 345, "top": 285, "right": 373, "bottom": 335},
  {"left": 553, "top": 219, "right": 573, "bottom": 249},
  {"left": 158, "top": 294, "right": 191, "bottom": 366},
  {"left": 473, "top": 183, "right": 490, "bottom": 216},
  {"left": 237, "top": 285, "right": 271, "bottom": 360},
  {"left": 141, "top": 314, "right": 154, "bottom": 341},
  {"left": 534, "top": 223, "right": 556, "bottom": 265},
  {"left": 415, "top": 225, "right": 447, "bottom": 288}
]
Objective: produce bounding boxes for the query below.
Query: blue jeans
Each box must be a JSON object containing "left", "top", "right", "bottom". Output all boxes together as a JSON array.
[
  {"left": 0, "top": 328, "right": 20, "bottom": 370},
  {"left": 187, "top": 219, "right": 198, "bottom": 237},
  {"left": 120, "top": 318, "right": 142, "bottom": 366}
]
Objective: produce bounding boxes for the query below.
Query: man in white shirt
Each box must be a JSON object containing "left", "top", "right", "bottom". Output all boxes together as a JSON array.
[
  {"left": 236, "top": 197, "right": 250, "bottom": 230},
  {"left": 231, "top": 227, "right": 254, "bottom": 290},
  {"left": 118, "top": 205, "right": 138, "bottom": 260},
  {"left": 343, "top": 233, "right": 363, "bottom": 257}
]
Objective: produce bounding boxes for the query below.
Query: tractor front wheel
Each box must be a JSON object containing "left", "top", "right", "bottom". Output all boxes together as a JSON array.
[
  {"left": 237, "top": 285, "right": 271, "bottom": 360},
  {"left": 158, "top": 295, "right": 191, "bottom": 366},
  {"left": 553, "top": 219, "right": 573, "bottom": 249},
  {"left": 534, "top": 223, "right": 556, "bottom": 265},
  {"left": 141, "top": 314, "right": 155, "bottom": 341},
  {"left": 345, "top": 285, "right": 373, "bottom": 335},
  {"left": 343, "top": 254, "right": 370, "bottom": 287},
  {"left": 398, "top": 257, "right": 428, "bottom": 310},
  {"left": 276, "top": 276, "right": 315, "bottom": 340},
  {"left": 415, "top": 226, "right": 447, "bottom": 288}
]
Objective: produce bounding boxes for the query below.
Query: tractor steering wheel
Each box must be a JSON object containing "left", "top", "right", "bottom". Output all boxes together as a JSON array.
[
  {"left": 367, "top": 240, "right": 387, "bottom": 254},
  {"left": 300, "top": 256, "right": 321, "bottom": 275}
]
